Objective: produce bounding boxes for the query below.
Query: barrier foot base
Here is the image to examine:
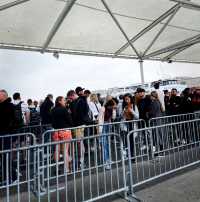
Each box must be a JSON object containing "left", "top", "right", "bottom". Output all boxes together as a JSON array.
[{"left": 126, "top": 194, "right": 142, "bottom": 202}]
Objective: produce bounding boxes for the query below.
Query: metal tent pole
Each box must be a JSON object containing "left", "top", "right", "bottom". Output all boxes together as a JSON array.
[
  {"left": 139, "top": 60, "right": 144, "bottom": 84},
  {"left": 0, "top": 0, "right": 30, "bottom": 11}
]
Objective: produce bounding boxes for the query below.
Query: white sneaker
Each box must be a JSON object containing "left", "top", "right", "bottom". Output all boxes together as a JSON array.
[
  {"left": 140, "top": 145, "right": 147, "bottom": 151},
  {"left": 91, "top": 147, "right": 95, "bottom": 152},
  {"left": 123, "top": 150, "right": 127, "bottom": 158},
  {"left": 11, "top": 180, "right": 19, "bottom": 185},
  {"left": 105, "top": 164, "right": 111, "bottom": 170}
]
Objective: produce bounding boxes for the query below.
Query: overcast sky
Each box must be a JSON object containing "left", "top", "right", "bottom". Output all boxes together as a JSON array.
[{"left": 0, "top": 49, "right": 200, "bottom": 100}]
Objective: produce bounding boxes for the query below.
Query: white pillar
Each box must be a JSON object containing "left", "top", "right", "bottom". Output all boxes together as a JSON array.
[{"left": 139, "top": 59, "right": 144, "bottom": 84}]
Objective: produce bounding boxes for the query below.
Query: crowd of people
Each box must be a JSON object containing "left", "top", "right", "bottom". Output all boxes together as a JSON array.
[{"left": 0, "top": 82, "right": 200, "bottom": 178}]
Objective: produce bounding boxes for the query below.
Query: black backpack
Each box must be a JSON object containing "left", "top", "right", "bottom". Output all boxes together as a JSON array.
[
  {"left": 13, "top": 101, "right": 24, "bottom": 128},
  {"left": 29, "top": 107, "right": 41, "bottom": 126}
]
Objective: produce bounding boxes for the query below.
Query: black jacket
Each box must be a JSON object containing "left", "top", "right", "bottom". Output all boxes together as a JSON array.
[
  {"left": 74, "top": 96, "right": 92, "bottom": 126},
  {"left": 169, "top": 96, "right": 181, "bottom": 115},
  {"left": 51, "top": 106, "right": 73, "bottom": 129},
  {"left": 40, "top": 98, "right": 54, "bottom": 124},
  {"left": 0, "top": 98, "right": 15, "bottom": 135}
]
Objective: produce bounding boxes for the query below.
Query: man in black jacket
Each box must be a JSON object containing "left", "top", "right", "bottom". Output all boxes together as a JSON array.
[
  {"left": 0, "top": 89, "right": 17, "bottom": 184},
  {"left": 0, "top": 90, "right": 15, "bottom": 135},
  {"left": 74, "top": 87, "right": 93, "bottom": 127},
  {"left": 169, "top": 88, "right": 181, "bottom": 115}
]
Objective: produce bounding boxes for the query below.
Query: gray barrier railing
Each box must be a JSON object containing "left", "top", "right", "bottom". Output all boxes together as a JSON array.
[
  {"left": 37, "top": 133, "right": 127, "bottom": 202},
  {"left": 0, "top": 133, "right": 37, "bottom": 202},
  {"left": 127, "top": 119, "right": 200, "bottom": 199},
  {"left": 15, "top": 124, "right": 52, "bottom": 143},
  {"left": 1, "top": 116, "right": 200, "bottom": 202},
  {"left": 149, "top": 111, "right": 200, "bottom": 127}
]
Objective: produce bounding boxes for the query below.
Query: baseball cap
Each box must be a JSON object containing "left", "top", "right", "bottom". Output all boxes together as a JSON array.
[{"left": 75, "top": 86, "right": 85, "bottom": 94}]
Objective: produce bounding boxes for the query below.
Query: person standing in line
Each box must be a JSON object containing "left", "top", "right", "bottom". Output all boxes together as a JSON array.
[
  {"left": 0, "top": 90, "right": 17, "bottom": 184},
  {"left": 101, "top": 99, "right": 116, "bottom": 170},
  {"left": 12, "top": 92, "right": 30, "bottom": 128},
  {"left": 51, "top": 96, "right": 73, "bottom": 172},
  {"left": 153, "top": 81, "right": 165, "bottom": 113},
  {"left": 122, "top": 93, "right": 139, "bottom": 157},
  {"left": 40, "top": 94, "right": 54, "bottom": 125}
]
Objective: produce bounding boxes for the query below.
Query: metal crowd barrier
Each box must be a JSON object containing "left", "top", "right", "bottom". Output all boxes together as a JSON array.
[
  {"left": 41, "top": 119, "right": 146, "bottom": 156},
  {"left": 39, "top": 120, "right": 145, "bottom": 201},
  {"left": 0, "top": 133, "right": 37, "bottom": 202},
  {"left": 1, "top": 117, "right": 200, "bottom": 202},
  {"left": 149, "top": 111, "right": 200, "bottom": 127},
  {"left": 127, "top": 119, "right": 200, "bottom": 197},
  {"left": 15, "top": 124, "right": 52, "bottom": 143},
  {"left": 36, "top": 132, "right": 127, "bottom": 202}
]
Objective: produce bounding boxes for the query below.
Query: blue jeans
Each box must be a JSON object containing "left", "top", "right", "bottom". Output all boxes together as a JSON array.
[{"left": 101, "top": 124, "right": 111, "bottom": 163}]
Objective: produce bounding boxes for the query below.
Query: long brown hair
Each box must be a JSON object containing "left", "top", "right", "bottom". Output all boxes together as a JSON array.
[{"left": 55, "top": 96, "right": 63, "bottom": 107}]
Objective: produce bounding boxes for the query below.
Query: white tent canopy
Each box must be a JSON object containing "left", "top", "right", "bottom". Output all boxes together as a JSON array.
[{"left": 0, "top": 0, "right": 200, "bottom": 64}]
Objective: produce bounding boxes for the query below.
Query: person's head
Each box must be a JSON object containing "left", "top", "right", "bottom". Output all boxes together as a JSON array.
[
  {"left": 97, "top": 93, "right": 101, "bottom": 99},
  {"left": 55, "top": 96, "right": 65, "bottom": 107},
  {"left": 123, "top": 93, "right": 134, "bottom": 105},
  {"left": 154, "top": 82, "right": 160, "bottom": 90},
  {"left": 34, "top": 100, "right": 38, "bottom": 107},
  {"left": 0, "top": 89, "right": 8, "bottom": 103},
  {"left": 151, "top": 91, "right": 158, "bottom": 100},
  {"left": 164, "top": 90, "right": 169, "bottom": 96},
  {"left": 136, "top": 88, "right": 145, "bottom": 98},
  {"left": 27, "top": 99, "right": 32, "bottom": 106},
  {"left": 75, "top": 86, "right": 84, "bottom": 96},
  {"left": 182, "top": 88, "right": 190, "bottom": 97},
  {"left": 104, "top": 95, "right": 113, "bottom": 106},
  {"left": 90, "top": 93, "right": 98, "bottom": 103},
  {"left": 119, "top": 94, "right": 124, "bottom": 100},
  {"left": 45, "top": 94, "right": 53, "bottom": 102},
  {"left": 105, "top": 99, "right": 116, "bottom": 109},
  {"left": 84, "top": 90, "right": 91, "bottom": 98},
  {"left": 13, "top": 92, "right": 21, "bottom": 101},
  {"left": 171, "top": 88, "right": 177, "bottom": 96},
  {"left": 67, "top": 90, "right": 77, "bottom": 101}
]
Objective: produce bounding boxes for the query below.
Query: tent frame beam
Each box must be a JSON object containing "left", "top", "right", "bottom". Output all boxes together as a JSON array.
[
  {"left": 144, "top": 34, "right": 200, "bottom": 59},
  {"left": 100, "top": 0, "right": 141, "bottom": 59},
  {"left": 162, "top": 44, "right": 195, "bottom": 61},
  {"left": 1, "top": 42, "right": 200, "bottom": 64},
  {"left": 41, "top": 0, "right": 77, "bottom": 53},
  {"left": 142, "top": 5, "right": 180, "bottom": 57},
  {"left": 0, "top": 0, "right": 29, "bottom": 11},
  {"left": 114, "top": 3, "right": 180, "bottom": 57}
]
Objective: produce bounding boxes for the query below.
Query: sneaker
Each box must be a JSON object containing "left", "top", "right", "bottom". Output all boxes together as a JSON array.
[
  {"left": 105, "top": 164, "right": 111, "bottom": 170},
  {"left": 91, "top": 147, "right": 95, "bottom": 152},
  {"left": 11, "top": 180, "right": 19, "bottom": 185},
  {"left": 123, "top": 150, "right": 127, "bottom": 158},
  {"left": 140, "top": 145, "right": 147, "bottom": 151}
]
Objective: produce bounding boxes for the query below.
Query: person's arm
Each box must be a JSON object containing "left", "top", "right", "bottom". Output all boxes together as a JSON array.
[
  {"left": 22, "top": 103, "right": 30, "bottom": 125},
  {"left": 131, "top": 105, "right": 139, "bottom": 119}
]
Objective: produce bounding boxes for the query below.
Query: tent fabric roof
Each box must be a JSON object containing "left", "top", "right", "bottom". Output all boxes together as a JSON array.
[{"left": 0, "top": 0, "right": 200, "bottom": 63}]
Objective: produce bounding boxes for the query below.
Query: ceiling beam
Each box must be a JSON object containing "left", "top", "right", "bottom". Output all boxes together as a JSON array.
[
  {"left": 143, "top": 35, "right": 200, "bottom": 59},
  {"left": 0, "top": 0, "right": 29, "bottom": 11},
  {"left": 101, "top": 0, "right": 141, "bottom": 58},
  {"left": 41, "top": 0, "right": 77, "bottom": 53},
  {"left": 114, "top": 3, "right": 180, "bottom": 57},
  {"left": 142, "top": 5, "right": 180, "bottom": 57}
]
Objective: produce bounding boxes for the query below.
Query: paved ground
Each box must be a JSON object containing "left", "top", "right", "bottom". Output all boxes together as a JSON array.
[
  {"left": 136, "top": 167, "right": 200, "bottom": 202},
  {"left": 108, "top": 167, "right": 200, "bottom": 202}
]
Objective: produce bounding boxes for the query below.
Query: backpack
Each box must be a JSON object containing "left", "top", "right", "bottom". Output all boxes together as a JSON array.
[
  {"left": 29, "top": 107, "right": 41, "bottom": 126},
  {"left": 13, "top": 101, "right": 24, "bottom": 128}
]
